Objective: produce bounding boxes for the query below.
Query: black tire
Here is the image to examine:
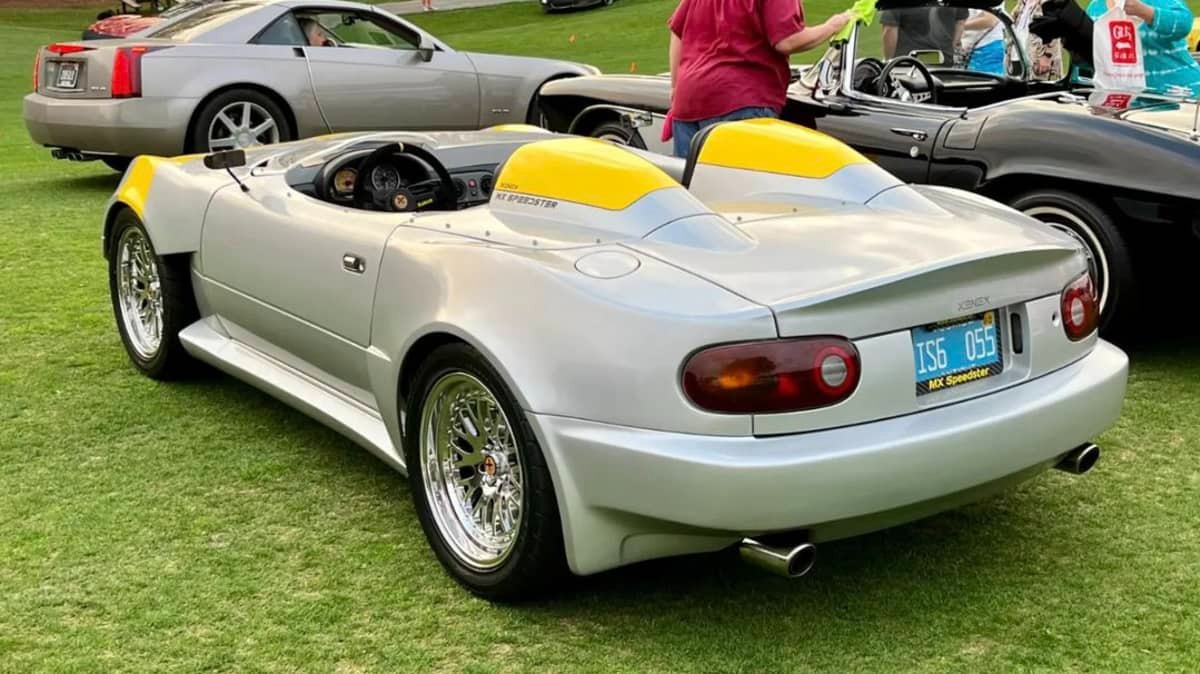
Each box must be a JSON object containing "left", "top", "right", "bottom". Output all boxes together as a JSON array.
[
  {"left": 107, "top": 208, "right": 199, "bottom": 380},
  {"left": 1009, "top": 188, "right": 1135, "bottom": 335},
  {"left": 404, "top": 343, "right": 567, "bottom": 601},
  {"left": 102, "top": 156, "right": 132, "bottom": 173},
  {"left": 188, "top": 88, "right": 293, "bottom": 154},
  {"left": 588, "top": 119, "right": 647, "bottom": 149}
]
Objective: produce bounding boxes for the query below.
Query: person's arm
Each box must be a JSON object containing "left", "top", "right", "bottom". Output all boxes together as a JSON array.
[
  {"left": 773, "top": 13, "right": 854, "bottom": 54},
  {"left": 962, "top": 12, "right": 999, "bottom": 31},
  {"left": 669, "top": 31, "right": 682, "bottom": 101},
  {"left": 1124, "top": 0, "right": 1192, "bottom": 40}
]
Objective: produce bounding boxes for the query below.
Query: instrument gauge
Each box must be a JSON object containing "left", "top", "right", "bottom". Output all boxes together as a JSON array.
[
  {"left": 371, "top": 163, "right": 401, "bottom": 193},
  {"left": 332, "top": 167, "right": 357, "bottom": 196}
]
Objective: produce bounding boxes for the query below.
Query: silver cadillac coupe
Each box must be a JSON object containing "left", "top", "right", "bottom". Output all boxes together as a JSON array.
[
  {"left": 24, "top": 0, "right": 596, "bottom": 172},
  {"left": 102, "top": 120, "right": 1128, "bottom": 600}
]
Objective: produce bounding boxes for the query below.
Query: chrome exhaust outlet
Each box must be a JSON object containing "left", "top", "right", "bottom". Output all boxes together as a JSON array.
[
  {"left": 1055, "top": 443, "right": 1100, "bottom": 474},
  {"left": 739, "top": 537, "right": 817, "bottom": 578}
]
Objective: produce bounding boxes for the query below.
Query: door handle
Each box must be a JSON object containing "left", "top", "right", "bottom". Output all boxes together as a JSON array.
[
  {"left": 891, "top": 127, "right": 928, "bottom": 141},
  {"left": 342, "top": 254, "right": 365, "bottom": 274}
]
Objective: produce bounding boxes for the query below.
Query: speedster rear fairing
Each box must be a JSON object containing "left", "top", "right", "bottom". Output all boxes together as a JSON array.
[{"left": 103, "top": 120, "right": 1127, "bottom": 600}]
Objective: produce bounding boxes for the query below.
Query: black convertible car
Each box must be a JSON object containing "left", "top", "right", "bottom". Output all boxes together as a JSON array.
[{"left": 536, "top": 0, "right": 1200, "bottom": 335}]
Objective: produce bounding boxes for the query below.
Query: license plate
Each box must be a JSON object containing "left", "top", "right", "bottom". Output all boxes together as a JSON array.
[
  {"left": 912, "top": 311, "right": 1002, "bottom": 395},
  {"left": 56, "top": 62, "right": 79, "bottom": 89}
]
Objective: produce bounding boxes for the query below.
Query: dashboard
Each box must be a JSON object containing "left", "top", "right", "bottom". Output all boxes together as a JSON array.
[{"left": 283, "top": 138, "right": 520, "bottom": 213}]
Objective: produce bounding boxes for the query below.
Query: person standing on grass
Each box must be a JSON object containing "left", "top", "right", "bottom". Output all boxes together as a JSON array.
[
  {"left": 422, "top": 0, "right": 436, "bottom": 11},
  {"left": 666, "top": 0, "right": 853, "bottom": 157}
]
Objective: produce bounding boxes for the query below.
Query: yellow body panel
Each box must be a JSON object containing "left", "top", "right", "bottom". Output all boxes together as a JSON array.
[
  {"left": 495, "top": 137, "right": 676, "bottom": 210},
  {"left": 487, "top": 124, "right": 550, "bottom": 133},
  {"left": 117, "top": 156, "right": 162, "bottom": 220},
  {"left": 696, "top": 118, "right": 868, "bottom": 179},
  {"left": 1190, "top": 17, "right": 1200, "bottom": 51}
]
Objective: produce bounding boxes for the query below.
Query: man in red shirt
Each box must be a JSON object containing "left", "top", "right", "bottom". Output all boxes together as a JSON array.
[{"left": 667, "top": 0, "right": 852, "bottom": 156}]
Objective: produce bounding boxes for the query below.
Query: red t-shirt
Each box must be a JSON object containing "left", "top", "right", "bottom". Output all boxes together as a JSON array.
[{"left": 667, "top": 0, "right": 805, "bottom": 121}]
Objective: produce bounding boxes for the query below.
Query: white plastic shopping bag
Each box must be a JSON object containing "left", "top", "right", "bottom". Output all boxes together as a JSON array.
[{"left": 1091, "top": 0, "right": 1146, "bottom": 90}]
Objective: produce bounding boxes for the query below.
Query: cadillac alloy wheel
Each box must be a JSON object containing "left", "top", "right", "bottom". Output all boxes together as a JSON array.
[{"left": 190, "top": 88, "right": 293, "bottom": 154}]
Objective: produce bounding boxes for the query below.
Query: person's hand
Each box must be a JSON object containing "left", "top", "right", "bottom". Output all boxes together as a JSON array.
[
  {"left": 826, "top": 11, "right": 854, "bottom": 33},
  {"left": 1120, "top": 0, "right": 1154, "bottom": 21}
]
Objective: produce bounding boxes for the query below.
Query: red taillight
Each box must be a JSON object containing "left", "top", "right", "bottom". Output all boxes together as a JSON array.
[
  {"left": 1061, "top": 272, "right": 1099, "bottom": 341},
  {"left": 47, "top": 43, "right": 90, "bottom": 55},
  {"left": 682, "top": 337, "right": 861, "bottom": 414},
  {"left": 111, "top": 46, "right": 159, "bottom": 99},
  {"left": 32, "top": 51, "right": 40, "bottom": 91}
]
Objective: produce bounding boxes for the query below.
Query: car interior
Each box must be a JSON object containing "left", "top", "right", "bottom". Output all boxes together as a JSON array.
[
  {"left": 284, "top": 135, "right": 689, "bottom": 214},
  {"left": 825, "top": 6, "right": 1066, "bottom": 109}
]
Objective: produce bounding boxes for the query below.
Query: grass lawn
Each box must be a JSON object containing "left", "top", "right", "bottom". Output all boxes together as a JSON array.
[{"left": 2, "top": 2, "right": 1199, "bottom": 672}]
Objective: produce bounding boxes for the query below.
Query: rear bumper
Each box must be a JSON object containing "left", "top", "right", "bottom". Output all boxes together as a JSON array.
[
  {"left": 23, "top": 93, "right": 193, "bottom": 158},
  {"left": 532, "top": 340, "right": 1128, "bottom": 575}
]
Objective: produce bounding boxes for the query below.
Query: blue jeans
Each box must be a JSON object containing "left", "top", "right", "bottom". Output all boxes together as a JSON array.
[{"left": 671, "top": 106, "right": 778, "bottom": 157}]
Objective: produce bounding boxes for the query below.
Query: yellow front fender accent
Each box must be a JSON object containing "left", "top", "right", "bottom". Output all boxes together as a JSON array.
[{"left": 116, "top": 156, "right": 163, "bottom": 221}]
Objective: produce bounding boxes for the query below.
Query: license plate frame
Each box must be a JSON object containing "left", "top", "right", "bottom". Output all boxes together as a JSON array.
[
  {"left": 55, "top": 62, "right": 79, "bottom": 89},
  {"left": 912, "top": 310, "right": 1003, "bottom": 396}
]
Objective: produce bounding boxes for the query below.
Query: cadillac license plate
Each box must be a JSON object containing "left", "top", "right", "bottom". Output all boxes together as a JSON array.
[
  {"left": 56, "top": 62, "right": 79, "bottom": 89},
  {"left": 912, "top": 311, "right": 1002, "bottom": 395}
]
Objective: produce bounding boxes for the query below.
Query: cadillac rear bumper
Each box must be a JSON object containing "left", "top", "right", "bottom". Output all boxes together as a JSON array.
[
  {"left": 23, "top": 93, "right": 193, "bottom": 158},
  {"left": 531, "top": 340, "right": 1128, "bottom": 575}
]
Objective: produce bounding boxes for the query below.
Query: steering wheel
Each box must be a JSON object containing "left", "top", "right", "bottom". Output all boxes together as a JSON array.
[
  {"left": 852, "top": 57, "right": 885, "bottom": 93},
  {"left": 876, "top": 56, "right": 939, "bottom": 105},
  {"left": 352, "top": 143, "right": 458, "bottom": 213}
]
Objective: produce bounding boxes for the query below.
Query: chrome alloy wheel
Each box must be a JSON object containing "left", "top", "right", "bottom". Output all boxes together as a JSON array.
[
  {"left": 419, "top": 372, "right": 524, "bottom": 570},
  {"left": 1025, "top": 206, "right": 1111, "bottom": 313},
  {"left": 207, "top": 101, "right": 281, "bottom": 151},
  {"left": 115, "top": 226, "right": 163, "bottom": 360}
]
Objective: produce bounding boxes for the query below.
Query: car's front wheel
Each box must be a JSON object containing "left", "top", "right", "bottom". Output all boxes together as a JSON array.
[
  {"left": 1010, "top": 188, "right": 1135, "bottom": 336},
  {"left": 107, "top": 208, "right": 199, "bottom": 379},
  {"left": 405, "top": 343, "right": 566, "bottom": 601}
]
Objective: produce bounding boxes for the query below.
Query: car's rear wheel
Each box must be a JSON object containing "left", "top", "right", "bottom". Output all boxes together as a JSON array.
[
  {"left": 588, "top": 119, "right": 646, "bottom": 149},
  {"left": 190, "top": 89, "right": 292, "bottom": 154},
  {"left": 1010, "top": 188, "right": 1134, "bottom": 335},
  {"left": 107, "top": 208, "right": 199, "bottom": 379},
  {"left": 405, "top": 343, "right": 566, "bottom": 601},
  {"left": 102, "top": 156, "right": 132, "bottom": 173}
]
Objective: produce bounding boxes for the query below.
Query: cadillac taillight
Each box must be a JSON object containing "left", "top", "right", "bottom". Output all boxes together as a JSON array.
[
  {"left": 111, "top": 46, "right": 165, "bottom": 98},
  {"left": 47, "top": 43, "right": 90, "bottom": 55},
  {"left": 682, "top": 337, "right": 860, "bottom": 414},
  {"left": 1061, "top": 272, "right": 1099, "bottom": 341}
]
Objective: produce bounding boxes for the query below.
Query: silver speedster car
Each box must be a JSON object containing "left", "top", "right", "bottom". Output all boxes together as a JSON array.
[
  {"left": 25, "top": 0, "right": 596, "bottom": 172},
  {"left": 102, "top": 120, "right": 1128, "bottom": 600}
]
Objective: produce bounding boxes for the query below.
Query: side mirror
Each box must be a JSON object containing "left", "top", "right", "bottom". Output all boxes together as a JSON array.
[
  {"left": 204, "top": 149, "right": 246, "bottom": 170},
  {"left": 417, "top": 36, "right": 434, "bottom": 62}
]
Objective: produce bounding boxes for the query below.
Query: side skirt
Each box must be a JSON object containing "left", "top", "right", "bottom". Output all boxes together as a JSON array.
[{"left": 179, "top": 316, "right": 405, "bottom": 472}]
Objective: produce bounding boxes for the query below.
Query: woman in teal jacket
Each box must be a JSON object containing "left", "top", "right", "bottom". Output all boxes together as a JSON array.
[{"left": 1086, "top": 0, "right": 1200, "bottom": 95}]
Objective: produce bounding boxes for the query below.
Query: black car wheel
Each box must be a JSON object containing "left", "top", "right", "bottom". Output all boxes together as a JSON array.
[
  {"left": 108, "top": 207, "right": 199, "bottom": 380},
  {"left": 405, "top": 343, "right": 567, "bottom": 601},
  {"left": 1010, "top": 188, "right": 1135, "bottom": 335},
  {"left": 102, "top": 156, "right": 132, "bottom": 174},
  {"left": 587, "top": 120, "right": 647, "bottom": 149}
]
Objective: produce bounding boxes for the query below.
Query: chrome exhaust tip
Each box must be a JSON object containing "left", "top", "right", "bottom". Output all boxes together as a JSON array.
[
  {"left": 1055, "top": 442, "right": 1100, "bottom": 474},
  {"left": 738, "top": 537, "right": 817, "bottom": 578}
]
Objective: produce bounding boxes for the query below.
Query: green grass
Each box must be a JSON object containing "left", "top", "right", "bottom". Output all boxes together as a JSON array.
[{"left": 2, "top": 3, "right": 1200, "bottom": 672}]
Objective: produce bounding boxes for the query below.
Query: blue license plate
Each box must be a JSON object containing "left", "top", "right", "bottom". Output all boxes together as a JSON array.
[{"left": 912, "top": 311, "right": 1003, "bottom": 395}]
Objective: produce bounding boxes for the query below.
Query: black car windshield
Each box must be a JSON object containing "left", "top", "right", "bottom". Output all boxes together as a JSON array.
[
  {"left": 858, "top": 5, "right": 1022, "bottom": 77},
  {"left": 145, "top": 2, "right": 259, "bottom": 40}
]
